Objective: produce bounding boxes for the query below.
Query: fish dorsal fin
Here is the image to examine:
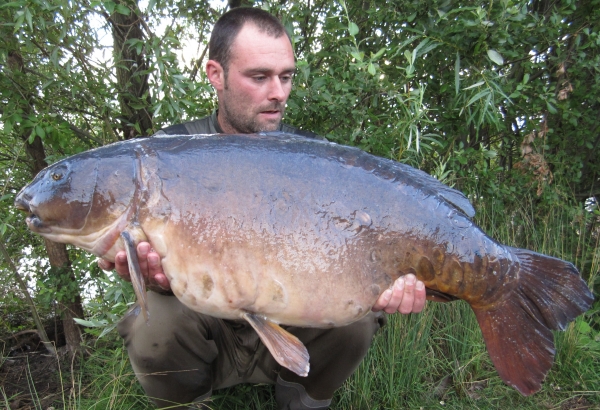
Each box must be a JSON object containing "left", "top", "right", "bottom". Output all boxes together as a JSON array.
[
  {"left": 394, "top": 163, "right": 476, "bottom": 218},
  {"left": 438, "top": 190, "right": 476, "bottom": 218},
  {"left": 241, "top": 312, "right": 310, "bottom": 377},
  {"left": 121, "top": 230, "right": 149, "bottom": 322}
]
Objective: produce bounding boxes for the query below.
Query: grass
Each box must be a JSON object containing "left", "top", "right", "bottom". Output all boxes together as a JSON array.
[
  {"left": 6, "top": 200, "right": 600, "bottom": 409},
  {"left": 62, "top": 304, "right": 598, "bottom": 409}
]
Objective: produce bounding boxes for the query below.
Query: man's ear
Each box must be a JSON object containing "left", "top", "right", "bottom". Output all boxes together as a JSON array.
[{"left": 206, "top": 60, "right": 225, "bottom": 91}]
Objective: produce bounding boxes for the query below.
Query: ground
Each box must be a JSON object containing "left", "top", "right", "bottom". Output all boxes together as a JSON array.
[
  {"left": 1, "top": 350, "right": 67, "bottom": 409},
  {"left": 1, "top": 324, "right": 67, "bottom": 410}
]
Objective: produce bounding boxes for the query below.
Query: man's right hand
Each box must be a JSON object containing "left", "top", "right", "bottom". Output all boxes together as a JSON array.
[{"left": 98, "top": 242, "right": 171, "bottom": 292}]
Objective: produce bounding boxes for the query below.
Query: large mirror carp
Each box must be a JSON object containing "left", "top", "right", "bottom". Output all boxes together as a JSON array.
[{"left": 14, "top": 133, "right": 593, "bottom": 396}]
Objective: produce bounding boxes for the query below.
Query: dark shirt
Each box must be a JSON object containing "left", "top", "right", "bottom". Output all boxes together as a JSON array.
[{"left": 155, "top": 110, "right": 322, "bottom": 140}]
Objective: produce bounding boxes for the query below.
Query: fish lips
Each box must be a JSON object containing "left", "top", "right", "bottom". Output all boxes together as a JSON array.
[
  {"left": 25, "top": 214, "right": 51, "bottom": 233},
  {"left": 14, "top": 196, "right": 30, "bottom": 213},
  {"left": 14, "top": 197, "right": 52, "bottom": 234}
]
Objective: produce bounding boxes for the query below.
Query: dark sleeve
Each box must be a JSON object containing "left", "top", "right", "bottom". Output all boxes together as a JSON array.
[
  {"left": 158, "top": 123, "right": 190, "bottom": 135},
  {"left": 155, "top": 116, "right": 215, "bottom": 136},
  {"left": 294, "top": 129, "right": 326, "bottom": 140},
  {"left": 280, "top": 124, "right": 326, "bottom": 141}
]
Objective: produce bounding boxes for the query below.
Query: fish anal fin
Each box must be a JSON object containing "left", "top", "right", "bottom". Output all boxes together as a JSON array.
[
  {"left": 241, "top": 312, "right": 310, "bottom": 377},
  {"left": 121, "top": 231, "right": 149, "bottom": 322}
]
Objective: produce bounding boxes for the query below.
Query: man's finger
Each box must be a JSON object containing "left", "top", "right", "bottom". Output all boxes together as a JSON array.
[
  {"left": 412, "top": 280, "right": 426, "bottom": 313},
  {"left": 398, "top": 274, "right": 416, "bottom": 314},
  {"left": 114, "top": 251, "right": 131, "bottom": 280},
  {"left": 148, "top": 252, "right": 171, "bottom": 291},
  {"left": 372, "top": 288, "right": 393, "bottom": 312},
  {"left": 383, "top": 277, "right": 405, "bottom": 314},
  {"left": 136, "top": 242, "right": 151, "bottom": 280},
  {"left": 98, "top": 258, "right": 115, "bottom": 272}
]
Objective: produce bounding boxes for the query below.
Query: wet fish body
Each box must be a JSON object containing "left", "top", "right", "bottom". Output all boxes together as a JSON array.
[{"left": 15, "top": 133, "right": 593, "bottom": 395}]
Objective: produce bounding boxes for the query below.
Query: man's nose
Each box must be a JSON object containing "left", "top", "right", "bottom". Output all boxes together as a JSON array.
[{"left": 268, "top": 77, "right": 286, "bottom": 101}]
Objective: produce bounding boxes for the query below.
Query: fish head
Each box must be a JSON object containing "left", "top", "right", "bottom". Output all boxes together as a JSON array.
[
  {"left": 14, "top": 151, "right": 137, "bottom": 256},
  {"left": 15, "top": 157, "right": 96, "bottom": 234}
]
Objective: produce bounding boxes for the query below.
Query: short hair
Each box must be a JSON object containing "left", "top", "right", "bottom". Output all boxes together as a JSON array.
[{"left": 209, "top": 7, "right": 291, "bottom": 73}]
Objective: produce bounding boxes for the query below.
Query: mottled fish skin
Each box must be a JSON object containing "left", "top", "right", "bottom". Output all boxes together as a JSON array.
[{"left": 14, "top": 133, "right": 594, "bottom": 396}]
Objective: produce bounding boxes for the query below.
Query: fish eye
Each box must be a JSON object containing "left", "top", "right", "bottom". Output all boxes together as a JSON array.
[{"left": 48, "top": 164, "right": 69, "bottom": 182}]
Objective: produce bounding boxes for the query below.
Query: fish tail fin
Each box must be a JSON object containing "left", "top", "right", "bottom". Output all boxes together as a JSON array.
[{"left": 472, "top": 247, "right": 593, "bottom": 396}]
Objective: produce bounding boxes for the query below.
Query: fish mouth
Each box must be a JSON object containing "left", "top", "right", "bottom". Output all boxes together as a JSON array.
[
  {"left": 14, "top": 197, "right": 52, "bottom": 233},
  {"left": 25, "top": 214, "right": 50, "bottom": 232},
  {"left": 14, "top": 196, "right": 30, "bottom": 213}
]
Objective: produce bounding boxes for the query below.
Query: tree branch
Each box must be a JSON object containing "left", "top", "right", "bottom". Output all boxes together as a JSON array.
[{"left": 0, "top": 239, "right": 57, "bottom": 357}]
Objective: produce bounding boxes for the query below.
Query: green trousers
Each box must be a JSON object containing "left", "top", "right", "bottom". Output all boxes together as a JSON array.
[{"left": 118, "top": 292, "right": 385, "bottom": 409}]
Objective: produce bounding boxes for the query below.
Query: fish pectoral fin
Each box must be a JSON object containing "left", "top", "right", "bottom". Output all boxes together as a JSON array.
[
  {"left": 241, "top": 312, "right": 310, "bottom": 377},
  {"left": 121, "top": 231, "right": 149, "bottom": 322}
]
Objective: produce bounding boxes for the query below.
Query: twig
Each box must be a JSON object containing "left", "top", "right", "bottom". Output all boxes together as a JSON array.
[{"left": 0, "top": 240, "right": 57, "bottom": 357}]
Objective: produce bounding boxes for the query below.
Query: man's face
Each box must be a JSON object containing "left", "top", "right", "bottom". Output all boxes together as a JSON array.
[{"left": 211, "top": 24, "right": 296, "bottom": 134}]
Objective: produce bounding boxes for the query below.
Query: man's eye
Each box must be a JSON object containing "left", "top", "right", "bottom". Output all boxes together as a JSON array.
[
  {"left": 254, "top": 76, "right": 266, "bottom": 82},
  {"left": 281, "top": 75, "right": 292, "bottom": 82}
]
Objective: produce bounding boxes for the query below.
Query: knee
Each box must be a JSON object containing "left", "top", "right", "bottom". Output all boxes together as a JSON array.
[
  {"left": 118, "top": 314, "right": 175, "bottom": 363},
  {"left": 339, "top": 312, "right": 383, "bottom": 352},
  {"left": 118, "top": 309, "right": 216, "bottom": 373}
]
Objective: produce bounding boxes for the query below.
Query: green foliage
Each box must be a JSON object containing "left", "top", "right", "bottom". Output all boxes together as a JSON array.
[{"left": 74, "top": 269, "right": 137, "bottom": 339}]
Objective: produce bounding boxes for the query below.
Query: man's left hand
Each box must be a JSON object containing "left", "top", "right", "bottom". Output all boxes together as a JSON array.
[{"left": 372, "top": 274, "right": 426, "bottom": 314}]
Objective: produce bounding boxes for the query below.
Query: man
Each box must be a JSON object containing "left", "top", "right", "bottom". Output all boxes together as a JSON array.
[{"left": 100, "top": 7, "right": 427, "bottom": 409}]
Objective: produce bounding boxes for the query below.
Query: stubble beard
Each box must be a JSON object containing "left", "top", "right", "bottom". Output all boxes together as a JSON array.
[
  {"left": 221, "top": 78, "right": 286, "bottom": 134},
  {"left": 221, "top": 102, "right": 285, "bottom": 133}
]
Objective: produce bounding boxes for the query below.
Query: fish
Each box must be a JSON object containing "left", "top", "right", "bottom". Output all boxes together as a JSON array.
[{"left": 14, "top": 133, "right": 593, "bottom": 396}]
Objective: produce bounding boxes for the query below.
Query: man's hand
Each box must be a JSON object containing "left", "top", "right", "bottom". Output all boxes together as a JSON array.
[
  {"left": 371, "top": 274, "right": 426, "bottom": 314},
  {"left": 98, "top": 242, "right": 170, "bottom": 293},
  {"left": 99, "top": 242, "right": 426, "bottom": 314}
]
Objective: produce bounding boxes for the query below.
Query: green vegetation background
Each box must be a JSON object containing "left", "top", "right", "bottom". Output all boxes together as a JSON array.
[{"left": 1, "top": 0, "right": 598, "bottom": 408}]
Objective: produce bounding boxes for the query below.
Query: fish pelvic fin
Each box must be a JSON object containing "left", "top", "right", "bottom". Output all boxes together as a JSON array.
[
  {"left": 121, "top": 231, "right": 149, "bottom": 322},
  {"left": 473, "top": 247, "right": 594, "bottom": 396},
  {"left": 241, "top": 312, "right": 310, "bottom": 377}
]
